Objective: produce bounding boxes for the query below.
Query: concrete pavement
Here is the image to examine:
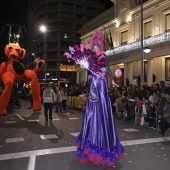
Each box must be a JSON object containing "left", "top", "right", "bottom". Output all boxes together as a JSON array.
[{"left": 0, "top": 99, "right": 170, "bottom": 170}]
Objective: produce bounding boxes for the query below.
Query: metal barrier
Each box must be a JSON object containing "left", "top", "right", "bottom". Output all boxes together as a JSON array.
[
  {"left": 66, "top": 96, "right": 87, "bottom": 110},
  {"left": 66, "top": 96, "right": 72, "bottom": 107}
]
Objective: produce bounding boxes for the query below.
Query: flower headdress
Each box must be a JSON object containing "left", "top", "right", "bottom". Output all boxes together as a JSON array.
[
  {"left": 91, "top": 30, "right": 104, "bottom": 52},
  {"left": 63, "top": 30, "right": 107, "bottom": 77},
  {"left": 63, "top": 43, "right": 99, "bottom": 76}
]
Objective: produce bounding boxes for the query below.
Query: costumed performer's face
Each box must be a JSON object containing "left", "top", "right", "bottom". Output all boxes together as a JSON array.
[
  {"left": 93, "top": 45, "right": 100, "bottom": 52},
  {"left": 92, "top": 43, "right": 102, "bottom": 52}
]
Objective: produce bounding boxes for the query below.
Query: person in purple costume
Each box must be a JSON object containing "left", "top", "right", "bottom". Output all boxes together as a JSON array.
[{"left": 75, "top": 30, "right": 125, "bottom": 167}]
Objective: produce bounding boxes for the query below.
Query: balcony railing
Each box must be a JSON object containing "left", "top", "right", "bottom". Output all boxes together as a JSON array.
[{"left": 105, "top": 31, "right": 170, "bottom": 56}]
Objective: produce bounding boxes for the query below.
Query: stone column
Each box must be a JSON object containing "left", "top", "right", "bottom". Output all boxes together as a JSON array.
[
  {"left": 80, "top": 71, "right": 87, "bottom": 84},
  {"left": 147, "top": 59, "right": 153, "bottom": 86},
  {"left": 124, "top": 63, "right": 128, "bottom": 86},
  {"left": 129, "top": 62, "right": 134, "bottom": 85},
  {"left": 76, "top": 72, "right": 80, "bottom": 84}
]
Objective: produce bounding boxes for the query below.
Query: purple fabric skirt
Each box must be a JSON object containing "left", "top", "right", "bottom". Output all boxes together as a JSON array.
[{"left": 75, "top": 75, "right": 124, "bottom": 167}]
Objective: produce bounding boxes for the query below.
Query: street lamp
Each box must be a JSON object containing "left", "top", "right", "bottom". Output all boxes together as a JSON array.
[
  {"left": 39, "top": 25, "right": 47, "bottom": 87},
  {"left": 140, "top": 0, "right": 144, "bottom": 86},
  {"left": 143, "top": 47, "right": 151, "bottom": 53},
  {"left": 40, "top": 25, "right": 47, "bottom": 33},
  {"left": 140, "top": 0, "right": 152, "bottom": 85}
]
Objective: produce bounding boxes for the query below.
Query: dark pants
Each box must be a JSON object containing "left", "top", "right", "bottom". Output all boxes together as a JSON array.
[
  {"left": 62, "top": 100, "right": 67, "bottom": 110},
  {"left": 44, "top": 102, "right": 53, "bottom": 120},
  {"left": 31, "top": 97, "right": 33, "bottom": 107},
  {"left": 160, "top": 118, "right": 169, "bottom": 135},
  {"left": 56, "top": 102, "right": 62, "bottom": 113},
  {"left": 148, "top": 118, "right": 157, "bottom": 128}
]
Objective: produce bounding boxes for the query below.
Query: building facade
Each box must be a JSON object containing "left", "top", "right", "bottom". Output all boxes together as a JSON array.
[
  {"left": 27, "top": 0, "right": 112, "bottom": 86},
  {"left": 78, "top": 0, "right": 170, "bottom": 87}
]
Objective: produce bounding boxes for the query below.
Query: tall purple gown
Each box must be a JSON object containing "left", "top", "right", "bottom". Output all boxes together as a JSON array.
[{"left": 76, "top": 72, "right": 125, "bottom": 167}]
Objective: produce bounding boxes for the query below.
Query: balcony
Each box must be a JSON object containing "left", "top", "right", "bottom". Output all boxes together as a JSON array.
[
  {"left": 166, "top": 29, "right": 170, "bottom": 32},
  {"left": 105, "top": 31, "right": 170, "bottom": 56},
  {"left": 121, "top": 41, "right": 128, "bottom": 45}
]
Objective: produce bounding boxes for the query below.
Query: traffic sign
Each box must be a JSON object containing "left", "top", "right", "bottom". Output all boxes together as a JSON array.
[{"left": 114, "top": 68, "right": 122, "bottom": 78}]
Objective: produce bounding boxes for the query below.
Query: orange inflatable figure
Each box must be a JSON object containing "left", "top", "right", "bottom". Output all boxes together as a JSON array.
[{"left": 0, "top": 43, "right": 45, "bottom": 115}]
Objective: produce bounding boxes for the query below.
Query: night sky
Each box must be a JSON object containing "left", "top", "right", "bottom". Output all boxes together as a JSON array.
[
  {"left": 0, "top": 1, "right": 28, "bottom": 58},
  {"left": 0, "top": 1, "right": 28, "bottom": 27},
  {"left": 0, "top": 0, "right": 112, "bottom": 59}
]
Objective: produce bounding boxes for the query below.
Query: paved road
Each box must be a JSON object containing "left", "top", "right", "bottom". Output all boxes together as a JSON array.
[{"left": 0, "top": 99, "right": 170, "bottom": 170}]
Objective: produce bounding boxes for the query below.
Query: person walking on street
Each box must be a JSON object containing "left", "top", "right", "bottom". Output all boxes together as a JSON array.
[
  {"left": 43, "top": 84, "right": 56, "bottom": 121},
  {"left": 55, "top": 87, "right": 63, "bottom": 114}
]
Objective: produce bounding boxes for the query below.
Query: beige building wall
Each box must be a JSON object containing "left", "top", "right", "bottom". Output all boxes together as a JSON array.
[
  {"left": 79, "top": 0, "right": 170, "bottom": 87},
  {"left": 154, "top": 57, "right": 163, "bottom": 83},
  {"left": 133, "top": 61, "right": 140, "bottom": 77}
]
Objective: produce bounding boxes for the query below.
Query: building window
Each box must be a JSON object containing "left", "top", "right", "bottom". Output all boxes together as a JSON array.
[
  {"left": 144, "top": 21, "right": 152, "bottom": 38},
  {"left": 121, "top": 30, "right": 128, "bottom": 45},
  {"left": 165, "top": 13, "right": 170, "bottom": 32},
  {"left": 165, "top": 58, "right": 170, "bottom": 81}
]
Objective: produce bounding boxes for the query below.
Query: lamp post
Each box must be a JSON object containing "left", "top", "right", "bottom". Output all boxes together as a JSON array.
[
  {"left": 39, "top": 25, "right": 47, "bottom": 87},
  {"left": 140, "top": 0, "right": 151, "bottom": 85},
  {"left": 140, "top": 0, "right": 144, "bottom": 86}
]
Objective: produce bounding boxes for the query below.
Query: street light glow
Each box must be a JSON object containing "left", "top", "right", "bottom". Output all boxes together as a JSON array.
[
  {"left": 40, "top": 25, "right": 47, "bottom": 32},
  {"left": 143, "top": 47, "right": 151, "bottom": 53},
  {"left": 39, "top": 24, "right": 47, "bottom": 87}
]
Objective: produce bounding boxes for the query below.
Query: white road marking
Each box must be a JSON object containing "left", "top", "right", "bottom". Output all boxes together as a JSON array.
[
  {"left": 27, "top": 155, "right": 36, "bottom": 170},
  {"left": 0, "top": 136, "right": 169, "bottom": 161},
  {"left": 27, "top": 120, "right": 39, "bottom": 122},
  {"left": 16, "top": 114, "right": 25, "bottom": 120},
  {"left": 121, "top": 137, "right": 170, "bottom": 146},
  {"left": 68, "top": 118, "right": 79, "bottom": 120},
  {"left": 40, "top": 134, "right": 58, "bottom": 139},
  {"left": 6, "top": 137, "right": 24, "bottom": 143},
  {"left": 52, "top": 118, "right": 60, "bottom": 121},
  {"left": 5, "top": 121, "right": 17, "bottom": 124},
  {"left": 70, "top": 132, "right": 80, "bottom": 137},
  {"left": 122, "top": 128, "right": 139, "bottom": 132},
  {"left": 0, "top": 146, "right": 76, "bottom": 160}
]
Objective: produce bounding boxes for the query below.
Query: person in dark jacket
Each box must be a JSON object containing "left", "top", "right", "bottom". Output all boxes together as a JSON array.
[
  {"left": 126, "top": 78, "right": 130, "bottom": 86},
  {"left": 137, "top": 85, "right": 148, "bottom": 101},
  {"left": 158, "top": 88, "right": 170, "bottom": 136},
  {"left": 160, "top": 80, "right": 166, "bottom": 93},
  {"left": 109, "top": 90, "right": 116, "bottom": 113}
]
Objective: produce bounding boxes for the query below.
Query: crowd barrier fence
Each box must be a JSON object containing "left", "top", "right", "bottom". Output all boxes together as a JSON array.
[{"left": 66, "top": 96, "right": 87, "bottom": 110}]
